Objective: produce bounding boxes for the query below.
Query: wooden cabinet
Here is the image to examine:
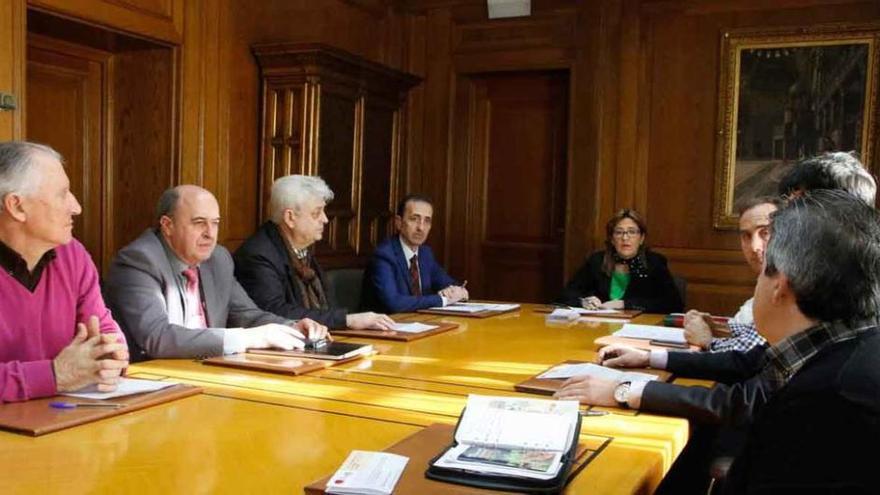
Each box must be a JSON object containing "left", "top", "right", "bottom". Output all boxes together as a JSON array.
[{"left": 253, "top": 43, "right": 420, "bottom": 267}]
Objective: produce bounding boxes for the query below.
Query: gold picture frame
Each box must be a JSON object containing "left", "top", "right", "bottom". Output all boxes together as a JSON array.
[{"left": 713, "top": 23, "right": 880, "bottom": 229}]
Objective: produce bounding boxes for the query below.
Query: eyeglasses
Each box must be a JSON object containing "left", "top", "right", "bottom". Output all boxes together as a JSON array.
[{"left": 613, "top": 229, "right": 641, "bottom": 238}]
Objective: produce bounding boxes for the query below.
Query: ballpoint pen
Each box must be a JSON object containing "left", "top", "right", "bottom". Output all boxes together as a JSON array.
[
  {"left": 49, "top": 401, "right": 125, "bottom": 409},
  {"left": 582, "top": 410, "right": 609, "bottom": 417}
]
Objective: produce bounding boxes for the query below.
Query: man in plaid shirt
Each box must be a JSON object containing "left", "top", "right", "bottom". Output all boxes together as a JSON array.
[{"left": 683, "top": 197, "right": 781, "bottom": 352}]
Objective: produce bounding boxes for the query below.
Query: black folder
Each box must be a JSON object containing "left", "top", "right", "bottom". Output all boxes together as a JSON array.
[{"left": 424, "top": 408, "right": 583, "bottom": 494}]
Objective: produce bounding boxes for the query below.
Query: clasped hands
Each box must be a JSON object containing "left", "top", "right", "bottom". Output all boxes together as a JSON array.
[
  {"left": 552, "top": 345, "right": 649, "bottom": 406},
  {"left": 439, "top": 285, "right": 469, "bottom": 303},
  {"left": 53, "top": 315, "right": 129, "bottom": 393}
]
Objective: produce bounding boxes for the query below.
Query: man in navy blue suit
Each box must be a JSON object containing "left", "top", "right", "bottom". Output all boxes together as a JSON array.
[{"left": 362, "top": 194, "right": 468, "bottom": 313}]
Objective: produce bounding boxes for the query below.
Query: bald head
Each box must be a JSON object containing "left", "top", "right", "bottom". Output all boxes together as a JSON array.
[{"left": 157, "top": 185, "right": 220, "bottom": 266}]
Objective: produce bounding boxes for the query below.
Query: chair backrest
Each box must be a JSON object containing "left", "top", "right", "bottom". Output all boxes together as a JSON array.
[
  {"left": 324, "top": 268, "right": 365, "bottom": 312},
  {"left": 673, "top": 275, "right": 687, "bottom": 308}
]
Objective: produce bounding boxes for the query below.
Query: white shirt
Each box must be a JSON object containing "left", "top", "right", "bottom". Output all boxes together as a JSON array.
[{"left": 730, "top": 297, "right": 754, "bottom": 325}]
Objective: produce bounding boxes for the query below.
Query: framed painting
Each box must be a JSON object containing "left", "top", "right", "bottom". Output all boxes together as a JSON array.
[{"left": 713, "top": 23, "right": 880, "bottom": 229}]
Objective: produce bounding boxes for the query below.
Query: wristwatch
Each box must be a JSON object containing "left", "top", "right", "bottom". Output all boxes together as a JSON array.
[{"left": 613, "top": 381, "right": 632, "bottom": 409}]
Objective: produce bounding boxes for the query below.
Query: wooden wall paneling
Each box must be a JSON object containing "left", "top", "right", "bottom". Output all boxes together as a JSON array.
[
  {"left": 359, "top": 97, "right": 400, "bottom": 254},
  {"left": 563, "top": 2, "right": 603, "bottom": 279},
  {"left": 654, "top": 247, "right": 757, "bottom": 314},
  {"left": 421, "top": 8, "right": 455, "bottom": 267},
  {"left": 253, "top": 43, "right": 419, "bottom": 267},
  {"left": 180, "top": 0, "right": 221, "bottom": 191},
  {"left": 317, "top": 83, "right": 360, "bottom": 259},
  {"left": 26, "top": 35, "right": 110, "bottom": 269},
  {"left": 465, "top": 71, "right": 569, "bottom": 303},
  {"left": 260, "top": 81, "right": 309, "bottom": 213},
  {"left": 633, "top": 0, "right": 880, "bottom": 314},
  {"left": 446, "top": 73, "right": 476, "bottom": 279},
  {"left": 0, "top": 0, "right": 26, "bottom": 141},
  {"left": 218, "top": 0, "right": 414, "bottom": 250},
  {"left": 451, "top": 13, "right": 576, "bottom": 73},
  {"left": 111, "top": 46, "right": 176, "bottom": 258},
  {"left": 402, "top": 13, "right": 427, "bottom": 197},
  {"left": 28, "top": 0, "right": 184, "bottom": 44}
]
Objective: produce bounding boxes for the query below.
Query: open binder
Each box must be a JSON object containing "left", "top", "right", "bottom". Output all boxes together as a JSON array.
[{"left": 425, "top": 395, "right": 582, "bottom": 494}]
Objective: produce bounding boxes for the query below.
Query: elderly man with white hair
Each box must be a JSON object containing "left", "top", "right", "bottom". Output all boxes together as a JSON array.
[
  {"left": 234, "top": 175, "right": 394, "bottom": 330},
  {"left": 0, "top": 141, "right": 128, "bottom": 402}
]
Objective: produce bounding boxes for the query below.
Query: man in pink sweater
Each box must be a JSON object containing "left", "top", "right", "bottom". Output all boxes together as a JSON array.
[{"left": 0, "top": 141, "right": 128, "bottom": 403}]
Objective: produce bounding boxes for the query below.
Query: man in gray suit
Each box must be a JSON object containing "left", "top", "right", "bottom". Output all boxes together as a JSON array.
[{"left": 106, "top": 185, "right": 328, "bottom": 361}]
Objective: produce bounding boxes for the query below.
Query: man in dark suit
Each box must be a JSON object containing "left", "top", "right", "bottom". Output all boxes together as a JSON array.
[
  {"left": 234, "top": 175, "right": 394, "bottom": 330},
  {"left": 105, "top": 185, "right": 327, "bottom": 361},
  {"left": 361, "top": 194, "right": 468, "bottom": 313}
]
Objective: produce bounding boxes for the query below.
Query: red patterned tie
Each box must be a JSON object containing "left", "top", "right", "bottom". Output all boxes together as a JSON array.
[
  {"left": 182, "top": 267, "right": 208, "bottom": 327},
  {"left": 409, "top": 254, "right": 421, "bottom": 296}
]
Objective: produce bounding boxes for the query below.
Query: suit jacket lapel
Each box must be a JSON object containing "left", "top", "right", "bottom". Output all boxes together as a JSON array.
[
  {"left": 416, "top": 245, "right": 426, "bottom": 291},
  {"left": 391, "top": 237, "right": 415, "bottom": 293},
  {"left": 199, "top": 261, "right": 218, "bottom": 327},
  {"left": 266, "top": 223, "right": 298, "bottom": 300},
  {"left": 146, "top": 231, "right": 185, "bottom": 326}
]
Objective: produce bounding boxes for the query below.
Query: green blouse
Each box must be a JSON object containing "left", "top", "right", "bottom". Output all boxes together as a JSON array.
[{"left": 609, "top": 271, "right": 630, "bottom": 301}]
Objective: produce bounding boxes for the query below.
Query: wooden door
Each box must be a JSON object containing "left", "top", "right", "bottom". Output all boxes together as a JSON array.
[
  {"left": 26, "top": 35, "right": 109, "bottom": 269},
  {"left": 467, "top": 71, "right": 568, "bottom": 303}
]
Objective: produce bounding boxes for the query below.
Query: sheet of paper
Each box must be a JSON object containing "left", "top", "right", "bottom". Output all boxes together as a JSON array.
[
  {"left": 427, "top": 304, "right": 486, "bottom": 313},
  {"left": 62, "top": 378, "right": 177, "bottom": 400},
  {"left": 391, "top": 322, "right": 437, "bottom": 334},
  {"left": 613, "top": 324, "right": 686, "bottom": 344},
  {"left": 537, "top": 362, "right": 658, "bottom": 382},
  {"left": 455, "top": 395, "right": 579, "bottom": 452},
  {"left": 325, "top": 450, "right": 408, "bottom": 495},
  {"left": 431, "top": 302, "right": 521, "bottom": 312}
]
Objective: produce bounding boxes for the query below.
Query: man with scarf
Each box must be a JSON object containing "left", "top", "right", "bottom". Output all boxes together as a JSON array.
[{"left": 235, "top": 175, "right": 395, "bottom": 331}]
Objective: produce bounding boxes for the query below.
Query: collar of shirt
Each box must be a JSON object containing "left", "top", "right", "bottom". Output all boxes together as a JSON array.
[
  {"left": 278, "top": 228, "right": 309, "bottom": 261},
  {"left": 761, "top": 319, "right": 877, "bottom": 389},
  {"left": 399, "top": 236, "right": 418, "bottom": 262},
  {"left": 154, "top": 230, "right": 195, "bottom": 279},
  {"left": 0, "top": 238, "right": 57, "bottom": 291}
]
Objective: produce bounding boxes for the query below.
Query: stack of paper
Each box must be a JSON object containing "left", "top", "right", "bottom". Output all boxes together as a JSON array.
[
  {"left": 432, "top": 395, "right": 579, "bottom": 480},
  {"left": 612, "top": 324, "right": 686, "bottom": 344},
  {"left": 537, "top": 362, "right": 658, "bottom": 382},
  {"left": 62, "top": 378, "right": 178, "bottom": 400},
  {"left": 326, "top": 451, "right": 408, "bottom": 495},
  {"left": 390, "top": 322, "right": 437, "bottom": 334},
  {"left": 428, "top": 302, "right": 521, "bottom": 313},
  {"left": 563, "top": 307, "right": 621, "bottom": 315}
]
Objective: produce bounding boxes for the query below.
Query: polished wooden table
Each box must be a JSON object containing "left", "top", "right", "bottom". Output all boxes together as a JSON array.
[{"left": 0, "top": 304, "right": 691, "bottom": 494}]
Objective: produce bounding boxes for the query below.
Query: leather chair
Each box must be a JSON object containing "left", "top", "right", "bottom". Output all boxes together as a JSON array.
[
  {"left": 324, "top": 268, "right": 365, "bottom": 312},
  {"left": 673, "top": 275, "right": 687, "bottom": 308}
]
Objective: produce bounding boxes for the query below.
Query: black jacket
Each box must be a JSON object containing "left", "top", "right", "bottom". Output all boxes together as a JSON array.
[
  {"left": 723, "top": 329, "right": 880, "bottom": 493},
  {"left": 233, "top": 222, "right": 348, "bottom": 328},
  {"left": 642, "top": 345, "right": 770, "bottom": 426},
  {"left": 558, "top": 250, "right": 683, "bottom": 313}
]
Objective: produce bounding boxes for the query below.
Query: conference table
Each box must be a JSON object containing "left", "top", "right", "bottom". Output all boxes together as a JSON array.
[{"left": 0, "top": 304, "right": 694, "bottom": 494}]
